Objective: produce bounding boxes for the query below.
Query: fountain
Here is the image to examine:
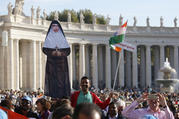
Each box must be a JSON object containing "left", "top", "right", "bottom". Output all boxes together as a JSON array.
[{"left": 156, "top": 58, "right": 179, "bottom": 93}]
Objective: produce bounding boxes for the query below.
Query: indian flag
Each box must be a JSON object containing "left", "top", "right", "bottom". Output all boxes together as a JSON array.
[{"left": 109, "top": 21, "right": 127, "bottom": 52}]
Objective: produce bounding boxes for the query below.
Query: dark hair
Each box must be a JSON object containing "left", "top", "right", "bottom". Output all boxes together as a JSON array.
[
  {"left": 52, "top": 103, "right": 73, "bottom": 119},
  {"left": 80, "top": 76, "right": 89, "bottom": 82},
  {"left": 73, "top": 103, "right": 101, "bottom": 119},
  {"left": 36, "top": 98, "right": 51, "bottom": 111},
  {"left": 55, "top": 99, "right": 71, "bottom": 109},
  {"left": 50, "top": 98, "right": 71, "bottom": 112},
  {"left": 0, "top": 99, "right": 13, "bottom": 110},
  {"left": 109, "top": 101, "right": 117, "bottom": 106}
]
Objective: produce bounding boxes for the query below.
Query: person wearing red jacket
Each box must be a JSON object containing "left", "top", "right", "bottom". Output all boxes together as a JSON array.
[{"left": 71, "top": 76, "right": 114, "bottom": 109}]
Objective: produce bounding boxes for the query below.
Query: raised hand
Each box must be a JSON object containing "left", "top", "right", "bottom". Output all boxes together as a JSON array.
[
  {"left": 136, "top": 92, "right": 148, "bottom": 103},
  {"left": 56, "top": 51, "right": 62, "bottom": 56},
  {"left": 52, "top": 51, "right": 57, "bottom": 56},
  {"left": 157, "top": 93, "right": 167, "bottom": 107}
]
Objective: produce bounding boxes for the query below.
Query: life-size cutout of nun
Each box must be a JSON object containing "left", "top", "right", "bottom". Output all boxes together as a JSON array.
[{"left": 42, "top": 20, "right": 71, "bottom": 98}]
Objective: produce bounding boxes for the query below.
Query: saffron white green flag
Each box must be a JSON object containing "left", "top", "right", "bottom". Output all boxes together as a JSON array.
[
  {"left": 113, "top": 41, "right": 136, "bottom": 52},
  {"left": 109, "top": 21, "right": 136, "bottom": 52},
  {"left": 109, "top": 21, "right": 127, "bottom": 52}
]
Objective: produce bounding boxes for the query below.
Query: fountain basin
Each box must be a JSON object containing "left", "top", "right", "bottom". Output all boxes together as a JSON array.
[{"left": 156, "top": 79, "right": 179, "bottom": 93}]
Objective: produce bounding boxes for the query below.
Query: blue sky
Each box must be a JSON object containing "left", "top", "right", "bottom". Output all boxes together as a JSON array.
[{"left": 0, "top": 0, "right": 178, "bottom": 27}]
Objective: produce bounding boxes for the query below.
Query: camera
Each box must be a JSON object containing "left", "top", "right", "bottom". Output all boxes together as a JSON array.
[{"left": 148, "top": 94, "right": 158, "bottom": 100}]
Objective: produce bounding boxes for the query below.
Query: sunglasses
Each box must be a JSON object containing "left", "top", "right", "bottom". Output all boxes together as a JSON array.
[{"left": 21, "top": 100, "right": 31, "bottom": 105}]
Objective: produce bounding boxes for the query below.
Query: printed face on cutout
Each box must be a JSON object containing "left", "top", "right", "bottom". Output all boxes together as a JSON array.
[{"left": 52, "top": 24, "right": 59, "bottom": 32}]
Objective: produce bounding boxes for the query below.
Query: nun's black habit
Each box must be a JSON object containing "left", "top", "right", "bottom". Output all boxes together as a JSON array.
[{"left": 42, "top": 20, "right": 71, "bottom": 98}]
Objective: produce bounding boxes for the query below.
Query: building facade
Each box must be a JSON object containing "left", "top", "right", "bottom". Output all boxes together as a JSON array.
[{"left": 0, "top": 3, "right": 179, "bottom": 91}]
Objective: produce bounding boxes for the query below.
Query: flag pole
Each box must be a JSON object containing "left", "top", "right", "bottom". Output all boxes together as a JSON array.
[{"left": 113, "top": 51, "right": 122, "bottom": 90}]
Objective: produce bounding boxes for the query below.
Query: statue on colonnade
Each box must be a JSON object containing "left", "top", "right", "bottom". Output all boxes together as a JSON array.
[
  {"left": 7, "top": 2, "right": 13, "bottom": 16},
  {"left": 36, "top": 6, "right": 41, "bottom": 19},
  {"left": 80, "top": 12, "right": 84, "bottom": 24},
  {"left": 13, "top": 0, "right": 24, "bottom": 15},
  {"left": 67, "top": 11, "right": 71, "bottom": 22},
  {"left": 106, "top": 15, "right": 110, "bottom": 25},
  {"left": 133, "top": 16, "right": 137, "bottom": 27},
  {"left": 119, "top": 14, "right": 123, "bottom": 26},
  {"left": 43, "top": 9, "right": 47, "bottom": 20},
  {"left": 146, "top": 16, "right": 150, "bottom": 27},
  {"left": 160, "top": 16, "right": 164, "bottom": 27},
  {"left": 31, "top": 6, "right": 35, "bottom": 19},
  {"left": 93, "top": 14, "right": 97, "bottom": 25},
  {"left": 174, "top": 17, "right": 177, "bottom": 27},
  {"left": 54, "top": 11, "right": 58, "bottom": 20}
]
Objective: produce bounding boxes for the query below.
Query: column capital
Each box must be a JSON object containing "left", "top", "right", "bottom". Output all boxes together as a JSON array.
[
  {"left": 69, "top": 42, "right": 73, "bottom": 45},
  {"left": 80, "top": 43, "right": 86, "bottom": 46},
  {"left": 146, "top": 45, "right": 151, "bottom": 48},
  {"left": 160, "top": 45, "right": 165, "bottom": 48},
  {"left": 14, "top": 39, "right": 20, "bottom": 41},
  {"left": 174, "top": 45, "right": 178, "bottom": 48},
  {"left": 92, "top": 43, "right": 98, "bottom": 46},
  {"left": 105, "top": 44, "right": 111, "bottom": 48},
  {"left": 32, "top": 40, "right": 36, "bottom": 43}
]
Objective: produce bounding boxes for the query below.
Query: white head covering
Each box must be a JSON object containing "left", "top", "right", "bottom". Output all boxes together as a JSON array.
[{"left": 43, "top": 27, "right": 69, "bottom": 49}]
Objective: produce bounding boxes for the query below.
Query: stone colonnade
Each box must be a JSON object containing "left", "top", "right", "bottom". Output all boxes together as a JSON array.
[
  {"left": 68, "top": 43, "right": 179, "bottom": 89},
  {"left": 0, "top": 38, "right": 179, "bottom": 90},
  {"left": 0, "top": 39, "right": 45, "bottom": 91}
]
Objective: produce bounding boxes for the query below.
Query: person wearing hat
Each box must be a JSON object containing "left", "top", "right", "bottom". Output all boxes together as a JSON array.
[{"left": 14, "top": 96, "right": 39, "bottom": 119}]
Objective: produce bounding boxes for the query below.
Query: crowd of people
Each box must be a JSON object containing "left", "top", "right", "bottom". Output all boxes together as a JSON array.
[{"left": 0, "top": 76, "right": 178, "bottom": 119}]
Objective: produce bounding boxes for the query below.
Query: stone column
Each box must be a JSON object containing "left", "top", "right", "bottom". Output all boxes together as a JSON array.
[
  {"left": 174, "top": 46, "right": 178, "bottom": 77},
  {"left": 92, "top": 44, "right": 98, "bottom": 88},
  {"left": 38, "top": 41, "right": 42, "bottom": 90},
  {"left": 31, "top": 41, "right": 37, "bottom": 91},
  {"left": 160, "top": 45, "right": 165, "bottom": 68},
  {"left": 15, "top": 39, "right": 20, "bottom": 90},
  {"left": 140, "top": 46, "right": 146, "bottom": 88},
  {"left": 9, "top": 39, "right": 14, "bottom": 89},
  {"left": 69, "top": 43, "right": 75, "bottom": 89},
  {"left": 119, "top": 49, "right": 124, "bottom": 87},
  {"left": 79, "top": 44, "right": 86, "bottom": 78},
  {"left": 125, "top": 51, "right": 132, "bottom": 88},
  {"left": 19, "top": 57, "right": 22, "bottom": 89},
  {"left": 154, "top": 46, "right": 160, "bottom": 81},
  {"left": 98, "top": 46, "right": 104, "bottom": 88},
  {"left": 0, "top": 46, "right": 5, "bottom": 89},
  {"left": 169, "top": 47, "right": 174, "bottom": 68},
  {"left": 105, "top": 45, "right": 111, "bottom": 89},
  {"left": 132, "top": 47, "right": 138, "bottom": 88},
  {"left": 146, "top": 45, "right": 151, "bottom": 87},
  {"left": 85, "top": 45, "right": 90, "bottom": 77}
]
